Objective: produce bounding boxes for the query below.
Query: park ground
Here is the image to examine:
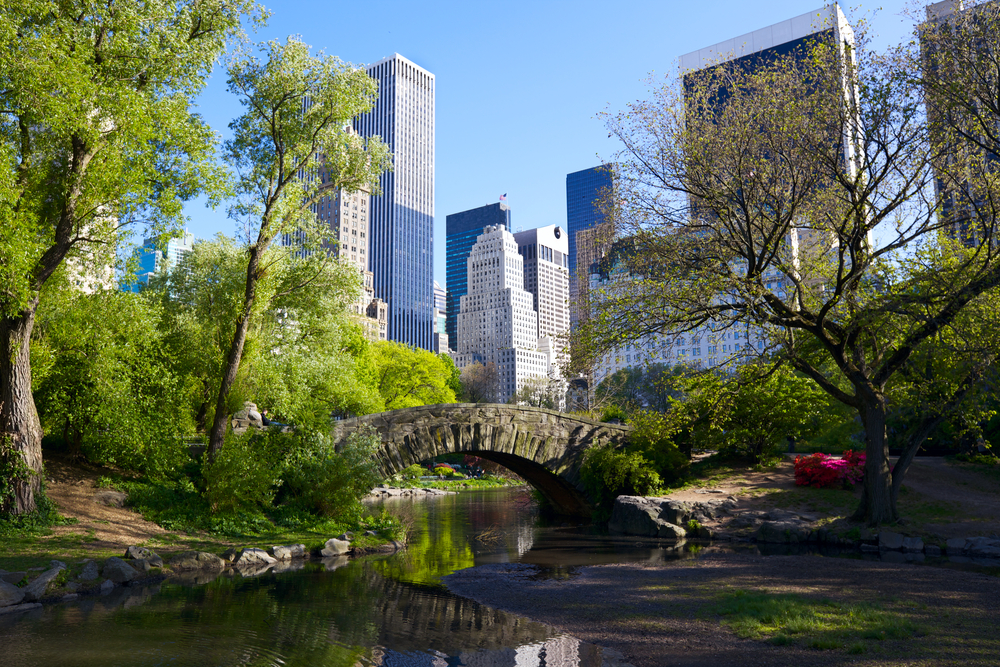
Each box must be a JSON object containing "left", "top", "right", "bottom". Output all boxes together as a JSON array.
[
  {"left": 3, "top": 455, "right": 1000, "bottom": 666},
  {"left": 446, "top": 456, "right": 1000, "bottom": 667}
]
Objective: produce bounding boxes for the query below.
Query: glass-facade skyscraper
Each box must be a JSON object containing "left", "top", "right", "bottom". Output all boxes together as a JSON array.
[
  {"left": 354, "top": 53, "right": 435, "bottom": 350},
  {"left": 445, "top": 202, "right": 511, "bottom": 349},
  {"left": 566, "top": 165, "right": 613, "bottom": 279}
]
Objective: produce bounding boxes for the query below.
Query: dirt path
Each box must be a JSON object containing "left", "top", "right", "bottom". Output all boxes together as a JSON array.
[{"left": 41, "top": 457, "right": 229, "bottom": 555}]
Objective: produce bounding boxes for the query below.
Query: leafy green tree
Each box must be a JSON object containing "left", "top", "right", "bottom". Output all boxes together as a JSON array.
[
  {"left": 0, "top": 0, "right": 257, "bottom": 514},
  {"left": 208, "top": 37, "right": 391, "bottom": 459},
  {"left": 439, "top": 354, "right": 463, "bottom": 398},
  {"left": 153, "top": 236, "right": 383, "bottom": 429},
  {"left": 369, "top": 341, "right": 457, "bottom": 410},
  {"left": 581, "top": 18, "right": 1000, "bottom": 524},
  {"left": 32, "top": 286, "right": 191, "bottom": 475}
]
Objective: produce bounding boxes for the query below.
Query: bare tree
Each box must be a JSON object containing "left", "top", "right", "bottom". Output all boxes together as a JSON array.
[
  {"left": 578, "top": 13, "right": 1000, "bottom": 525},
  {"left": 459, "top": 362, "right": 500, "bottom": 403}
]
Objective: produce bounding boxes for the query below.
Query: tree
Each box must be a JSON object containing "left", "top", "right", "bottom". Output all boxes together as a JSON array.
[
  {"left": 459, "top": 362, "right": 500, "bottom": 403},
  {"left": 582, "top": 17, "right": 1000, "bottom": 524},
  {"left": 0, "top": 0, "right": 257, "bottom": 515},
  {"left": 510, "top": 376, "right": 559, "bottom": 409},
  {"left": 32, "top": 285, "right": 190, "bottom": 476},
  {"left": 369, "top": 341, "right": 457, "bottom": 410},
  {"left": 439, "top": 354, "right": 463, "bottom": 398},
  {"left": 153, "top": 236, "right": 383, "bottom": 429},
  {"left": 208, "top": 38, "right": 391, "bottom": 459}
]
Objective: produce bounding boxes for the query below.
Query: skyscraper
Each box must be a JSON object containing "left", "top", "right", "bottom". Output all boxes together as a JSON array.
[
  {"left": 354, "top": 53, "right": 435, "bottom": 350},
  {"left": 445, "top": 202, "right": 511, "bottom": 349},
  {"left": 566, "top": 165, "right": 613, "bottom": 298},
  {"left": 124, "top": 231, "right": 194, "bottom": 293},
  {"left": 514, "top": 225, "right": 570, "bottom": 341},
  {"left": 454, "top": 224, "right": 548, "bottom": 402}
]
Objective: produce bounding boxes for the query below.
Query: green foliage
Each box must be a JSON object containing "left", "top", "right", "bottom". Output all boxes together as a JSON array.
[
  {"left": 398, "top": 464, "right": 428, "bottom": 480},
  {"left": 625, "top": 410, "right": 690, "bottom": 482},
  {"left": 600, "top": 404, "right": 628, "bottom": 423},
  {"left": 439, "top": 354, "right": 462, "bottom": 398},
  {"left": 0, "top": 436, "right": 33, "bottom": 515},
  {"left": 369, "top": 341, "right": 457, "bottom": 409},
  {"left": 203, "top": 430, "right": 285, "bottom": 515},
  {"left": 596, "top": 363, "right": 683, "bottom": 412},
  {"left": 581, "top": 444, "right": 662, "bottom": 515},
  {"left": 32, "top": 289, "right": 191, "bottom": 476},
  {"left": 281, "top": 428, "right": 383, "bottom": 518}
]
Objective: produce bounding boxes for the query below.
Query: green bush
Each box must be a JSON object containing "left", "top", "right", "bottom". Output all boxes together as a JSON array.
[
  {"left": 600, "top": 404, "right": 628, "bottom": 423},
  {"left": 281, "top": 427, "right": 383, "bottom": 518},
  {"left": 398, "top": 464, "right": 427, "bottom": 480},
  {"left": 626, "top": 410, "right": 690, "bottom": 482},
  {"left": 581, "top": 444, "right": 662, "bottom": 518},
  {"left": 203, "top": 430, "right": 284, "bottom": 514}
]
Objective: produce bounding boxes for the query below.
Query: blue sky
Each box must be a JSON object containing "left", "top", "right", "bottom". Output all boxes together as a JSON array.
[{"left": 181, "top": 0, "right": 917, "bottom": 288}]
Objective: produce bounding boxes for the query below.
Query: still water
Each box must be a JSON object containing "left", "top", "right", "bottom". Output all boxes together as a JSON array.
[{"left": 0, "top": 488, "right": 671, "bottom": 667}]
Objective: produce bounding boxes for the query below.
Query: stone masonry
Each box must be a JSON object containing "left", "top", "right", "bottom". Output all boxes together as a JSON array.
[{"left": 331, "top": 403, "right": 630, "bottom": 517}]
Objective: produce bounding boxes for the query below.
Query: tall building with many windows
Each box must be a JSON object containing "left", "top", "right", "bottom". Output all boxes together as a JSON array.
[
  {"left": 445, "top": 202, "right": 511, "bottom": 348},
  {"left": 514, "top": 225, "right": 570, "bottom": 341},
  {"left": 354, "top": 53, "right": 435, "bottom": 350},
  {"left": 454, "top": 224, "right": 548, "bottom": 402},
  {"left": 124, "top": 231, "right": 194, "bottom": 293},
  {"left": 566, "top": 165, "right": 613, "bottom": 327}
]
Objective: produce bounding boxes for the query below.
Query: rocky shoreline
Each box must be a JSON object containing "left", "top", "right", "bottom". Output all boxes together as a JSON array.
[
  {"left": 608, "top": 495, "right": 1000, "bottom": 566},
  {"left": 0, "top": 534, "right": 405, "bottom": 617}
]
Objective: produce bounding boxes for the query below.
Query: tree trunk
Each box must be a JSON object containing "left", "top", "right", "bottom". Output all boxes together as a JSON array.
[
  {"left": 207, "top": 247, "right": 262, "bottom": 461},
  {"left": 889, "top": 415, "right": 946, "bottom": 517},
  {"left": 0, "top": 309, "right": 44, "bottom": 515},
  {"left": 853, "top": 395, "right": 896, "bottom": 525}
]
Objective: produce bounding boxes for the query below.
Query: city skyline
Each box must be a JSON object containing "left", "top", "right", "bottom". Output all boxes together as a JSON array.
[{"left": 175, "top": 1, "right": 917, "bottom": 290}]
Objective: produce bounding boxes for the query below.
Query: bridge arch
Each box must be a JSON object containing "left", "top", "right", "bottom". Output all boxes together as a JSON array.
[{"left": 331, "top": 404, "right": 630, "bottom": 518}]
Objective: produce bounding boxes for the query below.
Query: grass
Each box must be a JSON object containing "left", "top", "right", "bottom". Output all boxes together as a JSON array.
[
  {"left": 708, "top": 589, "right": 922, "bottom": 652},
  {"left": 394, "top": 476, "right": 523, "bottom": 491}
]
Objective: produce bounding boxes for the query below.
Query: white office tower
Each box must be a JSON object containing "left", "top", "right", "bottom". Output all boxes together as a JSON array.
[
  {"left": 514, "top": 225, "right": 570, "bottom": 405},
  {"left": 455, "top": 225, "right": 548, "bottom": 403},
  {"left": 354, "top": 53, "right": 435, "bottom": 350}
]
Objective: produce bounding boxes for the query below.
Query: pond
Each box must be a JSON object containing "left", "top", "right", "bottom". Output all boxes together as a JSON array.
[{"left": 0, "top": 488, "right": 667, "bottom": 667}]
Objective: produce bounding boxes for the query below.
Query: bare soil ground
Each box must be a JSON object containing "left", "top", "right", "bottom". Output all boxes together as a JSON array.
[{"left": 38, "top": 456, "right": 232, "bottom": 557}]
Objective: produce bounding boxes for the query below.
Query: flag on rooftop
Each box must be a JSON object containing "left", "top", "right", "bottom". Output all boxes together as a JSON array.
[{"left": 499, "top": 193, "right": 507, "bottom": 202}]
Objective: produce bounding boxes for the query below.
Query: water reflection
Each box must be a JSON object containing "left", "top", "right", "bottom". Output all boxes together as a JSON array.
[{"left": 0, "top": 488, "right": 639, "bottom": 667}]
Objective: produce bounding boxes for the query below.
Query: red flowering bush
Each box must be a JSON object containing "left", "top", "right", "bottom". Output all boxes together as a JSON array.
[{"left": 794, "top": 450, "right": 865, "bottom": 489}]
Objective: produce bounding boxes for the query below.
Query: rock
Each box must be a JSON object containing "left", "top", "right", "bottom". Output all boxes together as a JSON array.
[
  {"left": 365, "top": 530, "right": 378, "bottom": 537},
  {"left": 221, "top": 548, "right": 239, "bottom": 562},
  {"left": 925, "top": 545, "right": 942, "bottom": 557},
  {"left": 755, "top": 521, "right": 810, "bottom": 544},
  {"left": 270, "top": 544, "right": 306, "bottom": 561},
  {"left": 93, "top": 489, "right": 127, "bottom": 508},
  {"left": 78, "top": 561, "right": 100, "bottom": 582},
  {"left": 0, "top": 603, "right": 42, "bottom": 615},
  {"left": 657, "top": 500, "right": 691, "bottom": 525},
  {"left": 102, "top": 557, "right": 139, "bottom": 584},
  {"left": 100, "top": 579, "right": 115, "bottom": 593},
  {"left": 50, "top": 560, "right": 67, "bottom": 570},
  {"left": 169, "top": 551, "right": 226, "bottom": 572},
  {"left": 945, "top": 537, "right": 968, "bottom": 553},
  {"left": 124, "top": 546, "right": 153, "bottom": 560},
  {"left": 22, "top": 566, "right": 65, "bottom": 602},
  {"left": 337, "top": 532, "right": 353, "bottom": 541},
  {"left": 0, "top": 580, "right": 25, "bottom": 607},
  {"left": 321, "top": 538, "right": 351, "bottom": 557},
  {"left": 234, "top": 548, "right": 276, "bottom": 567},
  {"left": 697, "top": 525, "right": 713, "bottom": 540},
  {"left": 64, "top": 582, "right": 80, "bottom": 593},
  {"left": 966, "top": 537, "right": 1000, "bottom": 558},
  {"left": 147, "top": 554, "right": 164, "bottom": 568},
  {"left": 860, "top": 543, "right": 880, "bottom": 553},
  {"left": 61, "top": 593, "right": 78, "bottom": 601},
  {"left": 131, "top": 559, "right": 152, "bottom": 573},
  {"left": 878, "top": 530, "right": 905, "bottom": 551},
  {"left": 0, "top": 572, "right": 26, "bottom": 585},
  {"left": 608, "top": 496, "right": 662, "bottom": 537},
  {"left": 902, "top": 536, "right": 924, "bottom": 553}
]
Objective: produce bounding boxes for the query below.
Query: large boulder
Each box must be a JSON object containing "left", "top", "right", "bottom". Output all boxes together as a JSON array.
[
  {"left": 102, "top": 557, "right": 139, "bottom": 584},
  {"left": 320, "top": 538, "right": 351, "bottom": 557},
  {"left": 270, "top": 544, "right": 306, "bottom": 561},
  {"left": 78, "top": 561, "right": 100, "bottom": 582},
  {"left": 169, "top": 551, "right": 226, "bottom": 572},
  {"left": 607, "top": 496, "right": 686, "bottom": 541},
  {"left": 234, "top": 548, "right": 276, "bottom": 567},
  {"left": 755, "top": 520, "right": 811, "bottom": 544},
  {"left": 124, "top": 546, "right": 153, "bottom": 560},
  {"left": 879, "top": 531, "right": 905, "bottom": 551},
  {"left": 966, "top": 537, "right": 1000, "bottom": 558},
  {"left": 0, "top": 571, "right": 26, "bottom": 585},
  {"left": 22, "top": 566, "right": 65, "bottom": 602},
  {"left": 0, "top": 580, "right": 25, "bottom": 608},
  {"left": 93, "top": 490, "right": 127, "bottom": 508}
]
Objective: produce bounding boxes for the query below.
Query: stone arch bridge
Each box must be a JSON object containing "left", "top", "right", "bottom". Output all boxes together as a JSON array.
[{"left": 331, "top": 403, "right": 630, "bottom": 518}]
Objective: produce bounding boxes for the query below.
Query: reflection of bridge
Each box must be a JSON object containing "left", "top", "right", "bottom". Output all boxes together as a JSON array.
[{"left": 332, "top": 404, "right": 630, "bottom": 517}]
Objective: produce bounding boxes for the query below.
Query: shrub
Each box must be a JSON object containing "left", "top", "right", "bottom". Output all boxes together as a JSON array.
[
  {"left": 203, "top": 430, "right": 285, "bottom": 514},
  {"left": 581, "top": 444, "right": 662, "bottom": 515},
  {"left": 600, "top": 404, "right": 628, "bottom": 423},
  {"left": 626, "top": 410, "right": 690, "bottom": 482},
  {"left": 398, "top": 464, "right": 427, "bottom": 480},
  {"left": 281, "top": 427, "right": 383, "bottom": 518},
  {"left": 794, "top": 450, "right": 865, "bottom": 489}
]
